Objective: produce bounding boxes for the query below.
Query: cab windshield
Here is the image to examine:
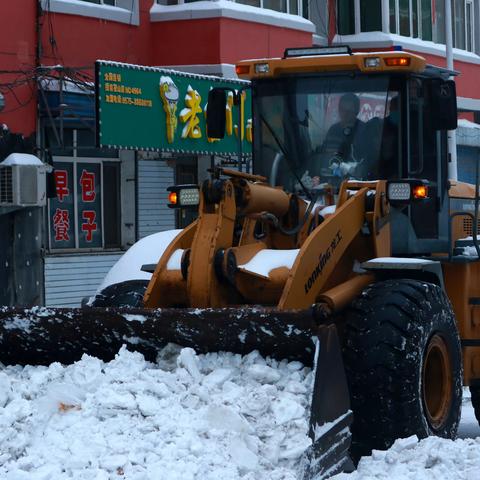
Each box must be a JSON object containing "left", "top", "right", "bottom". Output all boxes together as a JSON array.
[{"left": 253, "top": 74, "right": 400, "bottom": 194}]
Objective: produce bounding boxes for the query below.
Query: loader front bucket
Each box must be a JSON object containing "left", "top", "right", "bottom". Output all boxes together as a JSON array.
[{"left": 0, "top": 305, "right": 351, "bottom": 478}]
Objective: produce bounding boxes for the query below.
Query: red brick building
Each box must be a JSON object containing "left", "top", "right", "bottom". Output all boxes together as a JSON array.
[{"left": 0, "top": 0, "right": 315, "bottom": 307}]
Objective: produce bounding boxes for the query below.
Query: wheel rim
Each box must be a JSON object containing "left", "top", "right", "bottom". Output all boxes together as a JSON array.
[{"left": 422, "top": 334, "right": 453, "bottom": 431}]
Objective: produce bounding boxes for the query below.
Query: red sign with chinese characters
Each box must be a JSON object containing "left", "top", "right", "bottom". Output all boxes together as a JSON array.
[
  {"left": 54, "top": 170, "right": 70, "bottom": 202},
  {"left": 77, "top": 163, "right": 102, "bottom": 248},
  {"left": 53, "top": 208, "right": 70, "bottom": 241},
  {"left": 49, "top": 162, "right": 75, "bottom": 248},
  {"left": 49, "top": 161, "right": 103, "bottom": 250},
  {"left": 80, "top": 169, "right": 96, "bottom": 202},
  {"left": 81, "top": 210, "right": 97, "bottom": 242}
]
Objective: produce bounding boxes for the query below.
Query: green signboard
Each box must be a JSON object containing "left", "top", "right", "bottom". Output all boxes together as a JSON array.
[{"left": 95, "top": 61, "right": 252, "bottom": 155}]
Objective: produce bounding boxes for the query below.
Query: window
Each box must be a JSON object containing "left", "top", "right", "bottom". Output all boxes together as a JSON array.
[
  {"left": 449, "top": 0, "right": 477, "bottom": 52},
  {"left": 390, "top": 0, "right": 433, "bottom": 40},
  {"left": 399, "top": 0, "right": 410, "bottom": 36},
  {"left": 338, "top": 0, "right": 355, "bottom": 34},
  {"left": 253, "top": 75, "right": 400, "bottom": 193},
  {"left": 433, "top": 0, "right": 477, "bottom": 51},
  {"left": 49, "top": 158, "right": 121, "bottom": 250},
  {"left": 46, "top": 128, "right": 121, "bottom": 251},
  {"left": 433, "top": 0, "right": 446, "bottom": 43},
  {"left": 421, "top": 0, "right": 433, "bottom": 40},
  {"left": 338, "top": 0, "right": 383, "bottom": 35},
  {"left": 454, "top": 0, "right": 467, "bottom": 50},
  {"left": 360, "top": 0, "right": 382, "bottom": 32},
  {"left": 466, "top": 0, "right": 475, "bottom": 52}
]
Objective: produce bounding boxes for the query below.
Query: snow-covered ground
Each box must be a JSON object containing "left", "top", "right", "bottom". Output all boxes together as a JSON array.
[
  {"left": 0, "top": 346, "right": 313, "bottom": 480},
  {"left": 331, "top": 391, "right": 480, "bottom": 480},
  {"left": 0, "top": 346, "right": 479, "bottom": 480}
]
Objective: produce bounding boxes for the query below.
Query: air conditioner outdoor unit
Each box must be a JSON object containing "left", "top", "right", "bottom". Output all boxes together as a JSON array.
[{"left": 0, "top": 154, "right": 50, "bottom": 207}]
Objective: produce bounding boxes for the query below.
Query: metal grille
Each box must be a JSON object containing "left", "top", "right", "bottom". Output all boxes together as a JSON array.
[
  {"left": 462, "top": 217, "right": 480, "bottom": 236},
  {"left": 0, "top": 166, "right": 13, "bottom": 204}
]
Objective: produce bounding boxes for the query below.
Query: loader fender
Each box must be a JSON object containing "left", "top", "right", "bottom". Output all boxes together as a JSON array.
[
  {"left": 88, "top": 229, "right": 182, "bottom": 304},
  {"left": 360, "top": 257, "right": 445, "bottom": 289},
  {"left": 98, "top": 229, "right": 182, "bottom": 290}
]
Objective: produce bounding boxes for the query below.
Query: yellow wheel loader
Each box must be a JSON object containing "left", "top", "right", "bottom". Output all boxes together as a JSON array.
[{"left": 2, "top": 46, "right": 480, "bottom": 477}]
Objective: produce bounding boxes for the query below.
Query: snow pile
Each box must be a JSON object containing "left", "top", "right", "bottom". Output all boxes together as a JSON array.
[
  {"left": 0, "top": 346, "right": 313, "bottom": 479},
  {"left": 462, "top": 245, "right": 479, "bottom": 257},
  {"left": 458, "top": 118, "right": 480, "bottom": 130},
  {"left": 1, "top": 153, "right": 44, "bottom": 167},
  {"left": 332, "top": 435, "right": 480, "bottom": 480},
  {"left": 238, "top": 249, "right": 299, "bottom": 278}
]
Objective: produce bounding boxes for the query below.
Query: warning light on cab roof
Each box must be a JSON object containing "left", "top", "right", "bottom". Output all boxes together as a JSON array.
[
  {"left": 235, "top": 65, "right": 250, "bottom": 75},
  {"left": 384, "top": 57, "right": 411, "bottom": 67}
]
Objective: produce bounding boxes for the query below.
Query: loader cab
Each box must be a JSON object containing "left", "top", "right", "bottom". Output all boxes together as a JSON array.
[{"left": 239, "top": 49, "right": 458, "bottom": 256}]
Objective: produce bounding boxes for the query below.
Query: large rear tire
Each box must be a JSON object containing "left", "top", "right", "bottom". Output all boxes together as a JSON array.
[{"left": 343, "top": 279, "right": 462, "bottom": 461}]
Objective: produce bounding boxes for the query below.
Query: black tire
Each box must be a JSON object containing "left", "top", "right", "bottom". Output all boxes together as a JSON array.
[
  {"left": 90, "top": 280, "right": 149, "bottom": 308},
  {"left": 343, "top": 279, "right": 463, "bottom": 462}
]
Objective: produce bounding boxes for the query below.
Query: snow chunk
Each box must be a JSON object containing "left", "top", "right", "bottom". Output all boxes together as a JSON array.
[
  {"left": 205, "top": 405, "right": 252, "bottom": 433},
  {"left": 1, "top": 153, "right": 44, "bottom": 166},
  {"left": 239, "top": 249, "right": 299, "bottom": 277},
  {"left": 271, "top": 396, "right": 305, "bottom": 425},
  {"left": 166, "top": 248, "right": 184, "bottom": 270},
  {"left": 320, "top": 204, "right": 336, "bottom": 216},
  {"left": 177, "top": 347, "right": 202, "bottom": 381},
  {"left": 246, "top": 364, "right": 282, "bottom": 383}
]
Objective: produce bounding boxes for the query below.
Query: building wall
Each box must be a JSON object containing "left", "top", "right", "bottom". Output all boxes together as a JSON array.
[
  {"left": 0, "top": 2, "right": 37, "bottom": 136},
  {"left": 150, "top": 17, "right": 313, "bottom": 66},
  {"left": 40, "top": 6, "right": 152, "bottom": 68}
]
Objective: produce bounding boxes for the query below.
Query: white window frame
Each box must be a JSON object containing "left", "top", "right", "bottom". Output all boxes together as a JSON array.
[
  {"left": 158, "top": 0, "right": 303, "bottom": 16},
  {"left": 42, "top": 0, "right": 140, "bottom": 26}
]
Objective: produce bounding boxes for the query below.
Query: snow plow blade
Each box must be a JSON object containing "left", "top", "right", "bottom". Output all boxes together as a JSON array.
[{"left": 0, "top": 305, "right": 351, "bottom": 478}]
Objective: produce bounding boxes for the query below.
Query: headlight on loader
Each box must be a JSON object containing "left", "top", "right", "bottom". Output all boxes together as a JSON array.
[
  {"left": 167, "top": 185, "right": 200, "bottom": 208},
  {"left": 387, "top": 182, "right": 411, "bottom": 201},
  {"left": 387, "top": 180, "right": 429, "bottom": 203}
]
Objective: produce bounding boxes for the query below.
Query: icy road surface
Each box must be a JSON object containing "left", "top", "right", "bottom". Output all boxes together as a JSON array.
[{"left": 0, "top": 346, "right": 479, "bottom": 480}]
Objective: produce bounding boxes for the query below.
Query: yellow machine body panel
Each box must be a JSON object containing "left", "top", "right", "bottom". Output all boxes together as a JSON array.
[{"left": 236, "top": 51, "right": 427, "bottom": 80}]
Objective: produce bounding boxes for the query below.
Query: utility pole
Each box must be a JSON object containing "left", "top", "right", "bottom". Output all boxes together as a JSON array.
[{"left": 445, "top": 0, "right": 458, "bottom": 180}]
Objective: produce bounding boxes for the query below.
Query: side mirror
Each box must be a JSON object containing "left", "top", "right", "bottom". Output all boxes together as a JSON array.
[
  {"left": 206, "top": 89, "right": 227, "bottom": 139},
  {"left": 431, "top": 79, "right": 457, "bottom": 130}
]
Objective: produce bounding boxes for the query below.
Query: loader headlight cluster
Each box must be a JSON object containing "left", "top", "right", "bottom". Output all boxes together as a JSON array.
[
  {"left": 387, "top": 180, "right": 429, "bottom": 203},
  {"left": 364, "top": 57, "right": 381, "bottom": 68},
  {"left": 387, "top": 182, "right": 411, "bottom": 201},
  {"left": 167, "top": 184, "right": 200, "bottom": 208},
  {"left": 254, "top": 63, "right": 270, "bottom": 74}
]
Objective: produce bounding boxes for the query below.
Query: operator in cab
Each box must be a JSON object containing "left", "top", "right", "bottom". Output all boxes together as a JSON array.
[
  {"left": 305, "top": 93, "right": 368, "bottom": 187},
  {"left": 323, "top": 93, "right": 367, "bottom": 169}
]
